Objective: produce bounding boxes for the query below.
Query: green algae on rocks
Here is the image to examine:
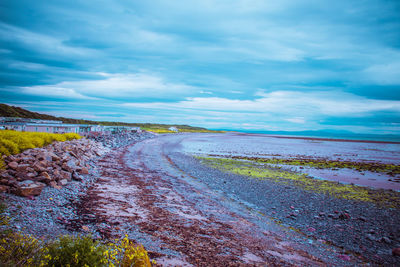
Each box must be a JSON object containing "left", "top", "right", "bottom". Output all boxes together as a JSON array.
[
  {"left": 225, "top": 155, "right": 400, "bottom": 177},
  {"left": 197, "top": 156, "right": 400, "bottom": 209}
]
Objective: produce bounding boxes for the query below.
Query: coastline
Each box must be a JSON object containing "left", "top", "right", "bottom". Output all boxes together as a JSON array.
[
  {"left": 235, "top": 131, "right": 400, "bottom": 144},
  {"left": 1, "top": 132, "right": 399, "bottom": 265}
]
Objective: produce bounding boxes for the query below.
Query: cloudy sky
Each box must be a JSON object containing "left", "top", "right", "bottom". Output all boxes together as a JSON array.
[{"left": 1, "top": 0, "right": 400, "bottom": 134}]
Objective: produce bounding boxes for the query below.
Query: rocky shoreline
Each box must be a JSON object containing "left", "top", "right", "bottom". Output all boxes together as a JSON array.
[
  {"left": 0, "top": 131, "right": 155, "bottom": 238},
  {"left": 1, "top": 131, "right": 400, "bottom": 265}
]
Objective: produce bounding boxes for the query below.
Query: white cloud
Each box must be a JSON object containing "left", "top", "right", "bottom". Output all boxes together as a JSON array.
[
  {"left": 0, "top": 22, "right": 97, "bottom": 58},
  {"left": 363, "top": 61, "right": 400, "bottom": 85},
  {"left": 22, "top": 86, "right": 94, "bottom": 100},
  {"left": 122, "top": 90, "right": 400, "bottom": 117},
  {"left": 285, "top": 117, "right": 306, "bottom": 124},
  {"left": 20, "top": 73, "right": 197, "bottom": 99}
]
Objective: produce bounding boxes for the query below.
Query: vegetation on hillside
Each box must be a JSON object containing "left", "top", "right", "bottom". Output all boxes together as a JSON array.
[
  {"left": 0, "top": 130, "right": 81, "bottom": 169},
  {"left": 0, "top": 103, "right": 222, "bottom": 133}
]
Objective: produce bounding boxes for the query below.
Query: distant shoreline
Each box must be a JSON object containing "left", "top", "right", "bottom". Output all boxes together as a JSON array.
[{"left": 232, "top": 131, "right": 400, "bottom": 144}]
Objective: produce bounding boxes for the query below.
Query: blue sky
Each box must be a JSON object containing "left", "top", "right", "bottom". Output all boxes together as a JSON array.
[{"left": 1, "top": 0, "right": 400, "bottom": 134}]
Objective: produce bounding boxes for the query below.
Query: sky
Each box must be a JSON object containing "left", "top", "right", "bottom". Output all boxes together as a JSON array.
[{"left": 1, "top": 0, "right": 400, "bottom": 134}]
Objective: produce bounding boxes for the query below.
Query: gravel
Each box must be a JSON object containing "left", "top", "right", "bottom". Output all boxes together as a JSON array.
[{"left": 169, "top": 152, "right": 400, "bottom": 266}]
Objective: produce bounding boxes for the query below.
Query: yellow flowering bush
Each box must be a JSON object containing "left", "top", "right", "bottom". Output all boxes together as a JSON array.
[
  {"left": 0, "top": 130, "right": 82, "bottom": 169},
  {"left": 106, "top": 235, "right": 152, "bottom": 267},
  {"left": 0, "top": 213, "right": 154, "bottom": 267},
  {"left": 0, "top": 233, "right": 154, "bottom": 267}
]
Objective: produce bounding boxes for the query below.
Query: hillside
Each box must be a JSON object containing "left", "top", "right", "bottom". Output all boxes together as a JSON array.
[{"left": 0, "top": 103, "right": 219, "bottom": 132}]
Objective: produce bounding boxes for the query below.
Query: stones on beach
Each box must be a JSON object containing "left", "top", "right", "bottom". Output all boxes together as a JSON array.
[
  {"left": 58, "top": 179, "right": 68, "bottom": 186},
  {"left": 79, "top": 167, "right": 89, "bottom": 175},
  {"left": 381, "top": 237, "right": 392, "bottom": 244},
  {"left": 14, "top": 180, "right": 46, "bottom": 197},
  {"left": 0, "top": 184, "right": 9, "bottom": 193},
  {"left": 8, "top": 161, "right": 18, "bottom": 170},
  {"left": 392, "top": 247, "right": 400, "bottom": 256}
]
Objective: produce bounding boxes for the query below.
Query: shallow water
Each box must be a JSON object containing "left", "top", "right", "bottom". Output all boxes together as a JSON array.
[{"left": 178, "top": 133, "right": 400, "bottom": 190}]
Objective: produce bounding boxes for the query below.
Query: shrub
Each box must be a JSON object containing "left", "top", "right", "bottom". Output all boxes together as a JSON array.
[
  {"left": 13, "top": 135, "right": 35, "bottom": 151},
  {"left": 45, "top": 235, "right": 108, "bottom": 267},
  {"left": 0, "top": 139, "right": 19, "bottom": 155},
  {"left": 30, "top": 136, "right": 45, "bottom": 147},
  {"left": 64, "top": 133, "right": 82, "bottom": 141},
  {"left": 0, "top": 231, "right": 45, "bottom": 266},
  {"left": 115, "top": 235, "right": 152, "bottom": 267}
]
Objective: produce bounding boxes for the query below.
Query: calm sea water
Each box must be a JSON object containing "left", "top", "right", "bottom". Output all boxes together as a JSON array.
[{"left": 178, "top": 133, "right": 400, "bottom": 190}]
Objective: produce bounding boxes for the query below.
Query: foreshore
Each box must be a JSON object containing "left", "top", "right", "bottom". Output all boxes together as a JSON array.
[{"left": 1, "top": 132, "right": 399, "bottom": 265}]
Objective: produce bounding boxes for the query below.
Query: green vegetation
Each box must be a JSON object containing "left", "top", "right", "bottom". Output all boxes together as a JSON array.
[
  {"left": 228, "top": 155, "right": 400, "bottom": 176},
  {"left": 0, "top": 130, "right": 81, "bottom": 169},
  {"left": 198, "top": 156, "right": 400, "bottom": 208},
  {"left": 143, "top": 126, "right": 223, "bottom": 134},
  {"left": 0, "top": 103, "right": 222, "bottom": 133},
  {"left": 0, "top": 202, "right": 153, "bottom": 266}
]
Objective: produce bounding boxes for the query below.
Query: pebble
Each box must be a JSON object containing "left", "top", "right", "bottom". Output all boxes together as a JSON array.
[
  {"left": 392, "top": 247, "right": 400, "bottom": 256},
  {"left": 359, "top": 216, "right": 367, "bottom": 222},
  {"left": 367, "top": 234, "right": 376, "bottom": 241},
  {"left": 381, "top": 237, "right": 392, "bottom": 244}
]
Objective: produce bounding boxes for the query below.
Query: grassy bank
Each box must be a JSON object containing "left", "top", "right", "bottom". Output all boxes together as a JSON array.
[{"left": 197, "top": 156, "right": 400, "bottom": 209}]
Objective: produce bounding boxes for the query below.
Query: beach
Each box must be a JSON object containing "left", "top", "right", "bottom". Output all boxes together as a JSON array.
[{"left": 2, "top": 132, "right": 400, "bottom": 265}]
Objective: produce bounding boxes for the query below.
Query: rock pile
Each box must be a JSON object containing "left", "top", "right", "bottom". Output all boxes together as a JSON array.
[
  {"left": 0, "top": 138, "right": 109, "bottom": 197},
  {"left": 88, "top": 131, "right": 155, "bottom": 148}
]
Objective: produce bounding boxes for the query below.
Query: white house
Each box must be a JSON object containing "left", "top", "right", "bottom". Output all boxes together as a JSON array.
[{"left": 168, "top": 127, "right": 179, "bottom": 132}]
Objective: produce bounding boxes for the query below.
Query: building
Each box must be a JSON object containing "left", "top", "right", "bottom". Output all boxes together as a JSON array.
[
  {"left": 0, "top": 117, "right": 141, "bottom": 135},
  {"left": 168, "top": 126, "right": 179, "bottom": 132},
  {"left": 0, "top": 117, "right": 82, "bottom": 134}
]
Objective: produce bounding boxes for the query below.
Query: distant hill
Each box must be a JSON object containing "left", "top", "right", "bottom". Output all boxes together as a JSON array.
[{"left": 0, "top": 103, "right": 218, "bottom": 132}]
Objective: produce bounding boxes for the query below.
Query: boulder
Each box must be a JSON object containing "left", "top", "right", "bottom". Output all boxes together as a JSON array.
[
  {"left": 15, "top": 180, "right": 46, "bottom": 197},
  {"left": 72, "top": 172, "right": 83, "bottom": 181},
  {"left": 0, "top": 185, "right": 9, "bottom": 193},
  {"left": 8, "top": 161, "right": 18, "bottom": 170},
  {"left": 393, "top": 247, "right": 400, "bottom": 256},
  {"left": 60, "top": 170, "right": 72, "bottom": 181},
  {"left": 39, "top": 160, "right": 49, "bottom": 168},
  {"left": 80, "top": 167, "right": 89, "bottom": 175},
  {"left": 58, "top": 179, "right": 68, "bottom": 186},
  {"left": 7, "top": 155, "right": 17, "bottom": 162},
  {"left": 48, "top": 152, "right": 60, "bottom": 161},
  {"left": 0, "top": 171, "right": 12, "bottom": 180},
  {"left": 37, "top": 172, "right": 52, "bottom": 184},
  {"left": 26, "top": 172, "right": 38, "bottom": 179},
  {"left": 32, "top": 161, "right": 47, "bottom": 172},
  {"left": 16, "top": 164, "right": 30, "bottom": 172},
  {"left": 49, "top": 181, "right": 62, "bottom": 189},
  {"left": 15, "top": 171, "right": 30, "bottom": 180},
  {"left": 62, "top": 159, "right": 78, "bottom": 172},
  {"left": 69, "top": 151, "right": 79, "bottom": 159},
  {"left": 50, "top": 169, "right": 60, "bottom": 180}
]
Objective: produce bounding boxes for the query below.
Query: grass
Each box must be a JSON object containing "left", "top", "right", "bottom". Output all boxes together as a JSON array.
[
  {"left": 0, "top": 130, "right": 81, "bottom": 169},
  {"left": 197, "top": 156, "right": 400, "bottom": 209}
]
